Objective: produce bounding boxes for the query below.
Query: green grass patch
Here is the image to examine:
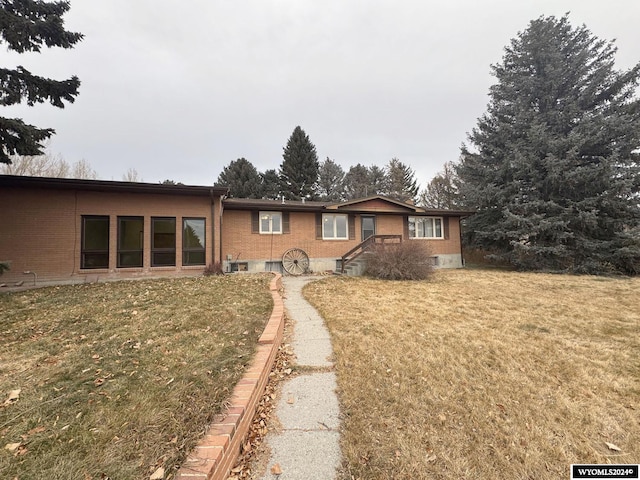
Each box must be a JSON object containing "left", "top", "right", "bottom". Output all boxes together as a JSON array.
[{"left": 0, "top": 274, "right": 273, "bottom": 480}]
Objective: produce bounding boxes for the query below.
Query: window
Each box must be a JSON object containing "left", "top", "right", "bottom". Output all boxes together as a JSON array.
[
  {"left": 260, "top": 212, "right": 282, "bottom": 234},
  {"left": 81, "top": 216, "right": 109, "bottom": 269},
  {"left": 152, "top": 217, "right": 176, "bottom": 266},
  {"left": 118, "top": 216, "right": 143, "bottom": 267},
  {"left": 408, "top": 217, "right": 443, "bottom": 239},
  {"left": 183, "top": 218, "right": 206, "bottom": 265},
  {"left": 323, "top": 214, "right": 348, "bottom": 239}
]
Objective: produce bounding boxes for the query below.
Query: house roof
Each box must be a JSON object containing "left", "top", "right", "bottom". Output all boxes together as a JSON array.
[
  {"left": 0, "top": 175, "right": 230, "bottom": 197},
  {"left": 2, "top": 176, "right": 474, "bottom": 217},
  {"left": 223, "top": 197, "right": 326, "bottom": 212},
  {"left": 224, "top": 195, "right": 474, "bottom": 217}
]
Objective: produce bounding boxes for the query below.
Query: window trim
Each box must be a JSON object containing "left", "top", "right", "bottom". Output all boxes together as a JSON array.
[
  {"left": 259, "top": 211, "right": 283, "bottom": 234},
  {"left": 182, "top": 217, "right": 206, "bottom": 266},
  {"left": 322, "top": 213, "right": 349, "bottom": 240},
  {"left": 151, "top": 216, "right": 176, "bottom": 267},
  {"left": 117, "top": 216, "right": 144, "bottom": 268},
  {"left": 408, "top": 216, "right": 444, "bottom": 239},
  {"left": 81, "top": 215, "right": 110, "bottom": 269}
]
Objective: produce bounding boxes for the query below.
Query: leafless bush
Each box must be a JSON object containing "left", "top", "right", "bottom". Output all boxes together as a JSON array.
[
  {"left": 203, "top": 262, "right": 224, "bottom": 276},
  {"left": 364, "top": 241, "right": 434, "bottom": 280}
]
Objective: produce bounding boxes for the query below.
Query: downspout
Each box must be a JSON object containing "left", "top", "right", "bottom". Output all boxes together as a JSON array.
[
  {"left": 219, "top": 195, "right": 225, "bottom": 267},
  {"left": 210, "top": 189, "right": 216, "bottom": 267},
  {"left": 459, "top": 216, "right": 465, "bottom": 267},
  {"left": 212, "top": 189, "right": 227, "bottom": 268}
]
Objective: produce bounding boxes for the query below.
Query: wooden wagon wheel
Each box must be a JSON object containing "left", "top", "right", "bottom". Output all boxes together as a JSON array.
[{"left": 282, "top": 248, "right": 309, "bottom": 275}]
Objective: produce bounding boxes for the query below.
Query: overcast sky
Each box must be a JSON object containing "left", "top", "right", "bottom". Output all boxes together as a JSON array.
[{"left": 4, "top": 0, "right": 639, "bottom": 188}]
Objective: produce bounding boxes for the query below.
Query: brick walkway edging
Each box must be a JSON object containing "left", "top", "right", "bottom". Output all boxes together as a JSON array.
[{"left": 175, "top": 273, "right": 285, "bottom": 480}]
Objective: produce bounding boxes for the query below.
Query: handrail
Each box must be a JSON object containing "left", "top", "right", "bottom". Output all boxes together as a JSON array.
[{"left": 340, "top": 234, "right": 402, "bottom": 273}]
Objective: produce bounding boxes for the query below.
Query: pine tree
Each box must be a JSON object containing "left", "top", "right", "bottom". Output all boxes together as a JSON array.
[
  {"left": 0, "top": 0, "right": 83, "bottom": 164},
  {"left": 343, "top": 163, "right": 371, "bottom": 199},
  {"left": 385, "top": 158, "right": 419, "bottom": 203},
  {"left": 317, "top": 157, "right": 345, "bottom": 201},
  {"left": 279, "top": 126, "right": 319, "bottom": 200},
  {"left": 215, "top": 158, "right": 263, "bottom": 198},
  {"left": 457, "top": 14, "right": 640, "bottom": 274},
  {"left": 368, "top": 165, "right": 388, "bottom": 196},
  {"left": 260, "top": 169, "right": 280, "bottom": 199}
]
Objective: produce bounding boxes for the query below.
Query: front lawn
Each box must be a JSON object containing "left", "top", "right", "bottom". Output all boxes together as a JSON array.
[
  {"left": 0, "top": 274, "right": 273, "bottom": 480},
  {"left": 304, "top": 270, "right": 640, "bottom": 480}
]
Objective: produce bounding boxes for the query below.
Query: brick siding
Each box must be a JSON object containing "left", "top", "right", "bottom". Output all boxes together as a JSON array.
[
  {"left": 0, "top": 186, "right": 222, "bottom": 284},
  {"left": 221, "top": 210, "right": 463, "bottom": 264}
]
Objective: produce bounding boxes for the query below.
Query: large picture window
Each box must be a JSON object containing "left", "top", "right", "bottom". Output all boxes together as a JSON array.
[
  {"left": 118, "top": 216, "right": 144, "bottom": 267},
  {"left": 323, "top": 214, "right": 348, "bottom": 240},
  {"left": 183, "top": 218, "right": 206, "bottom": 265},
  {"left": 152, "top": 217, "right": 176, "bottom": 266},
  {"left": 260, "top": 212, "right": 282, "bottom": 234},
  {"left": 408, "top": 217, "right": 443, "bottom": 239},
  {"left": 81, "top": 216, "right": 109, "bottom": 269}
]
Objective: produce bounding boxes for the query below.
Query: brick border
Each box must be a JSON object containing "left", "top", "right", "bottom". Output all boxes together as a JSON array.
[{"left": 175, "top": 273, "right": 285, "bottom": 480}]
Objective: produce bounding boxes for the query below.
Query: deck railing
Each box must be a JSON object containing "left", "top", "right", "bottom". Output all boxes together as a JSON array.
[{"left": 340, "top": 234, "right": 402, "bottom": 273}]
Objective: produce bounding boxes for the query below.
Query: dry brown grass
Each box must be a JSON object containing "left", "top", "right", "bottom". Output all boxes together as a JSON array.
[
  {"left": 0, "top": 274, "right": 273, "bottom": 480},
  {"left": 303, "top": 270, "right": 640, "bottom": 480}
]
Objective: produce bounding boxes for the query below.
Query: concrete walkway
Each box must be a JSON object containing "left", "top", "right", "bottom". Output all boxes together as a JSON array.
[{"left": 257, "top": 275, "right": 341, "bottom": 480}]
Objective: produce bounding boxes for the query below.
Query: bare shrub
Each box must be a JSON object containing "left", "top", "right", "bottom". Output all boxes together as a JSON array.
[
  {"left": 203, "top": 262, "right": 224, "bottom": 276},
  {"left": 364, "top": 241, "right": 434, "bottom": 280}
]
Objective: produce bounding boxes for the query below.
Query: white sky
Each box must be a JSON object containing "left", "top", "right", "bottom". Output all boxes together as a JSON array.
[{"left": 3, "top": 0, "right": 639, "bottom": 188}]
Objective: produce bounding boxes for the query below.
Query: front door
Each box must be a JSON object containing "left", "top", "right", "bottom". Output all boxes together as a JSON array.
[{"left": 361, "top": 215, "right": 376, "bottom": 241}]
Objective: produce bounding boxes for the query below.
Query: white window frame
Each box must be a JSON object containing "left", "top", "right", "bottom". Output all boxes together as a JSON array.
[
  {"left": 408, "top": 216, "right": 444, "bottom": 239},
  {"left": 322, "top": 213, "right": 348, "bottom": 240},
  {"left": 259, "top": 211, "right": 282, "bottom": 234}
]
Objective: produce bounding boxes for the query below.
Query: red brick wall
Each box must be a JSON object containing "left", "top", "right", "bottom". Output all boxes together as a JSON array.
[
  {"left": 221, "top": 210, "right": 463, "bottom": 263},
  {"left": 0, "top": 186, "right": 221, "bottom": 284}
]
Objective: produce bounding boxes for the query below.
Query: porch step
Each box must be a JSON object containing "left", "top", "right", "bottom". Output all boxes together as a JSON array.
[{"left": 342, "top": 255, "right": 369, "bottom": 276}]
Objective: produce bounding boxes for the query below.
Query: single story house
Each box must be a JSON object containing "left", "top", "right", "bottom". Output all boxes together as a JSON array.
[
  {"left": 0, "top": 175, "right": 472, "bottom": 285},
  {"left": 221, "top": 196, "right": 472, "bottom": 274}
]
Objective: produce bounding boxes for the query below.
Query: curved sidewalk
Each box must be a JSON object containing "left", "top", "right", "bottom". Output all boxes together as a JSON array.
[
  {"left": 257, "top": 275, "right": 341, "bottom": 480},
  {"left": 174, "top": 273, "right": 341, "bottom": 480}
]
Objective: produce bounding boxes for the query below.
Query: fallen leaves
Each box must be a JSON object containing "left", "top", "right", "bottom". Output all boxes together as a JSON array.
[
  {"left": 605, "top": 442, "right": 622, "bottom": 452},
  {"left": 270, "top": 463, "right": 282, "bottom": 475},
  {"left": 3, "top": 389, "right": 21, "bottom": 406},
  {"left": 149, "top": 466, "right": 164, "bottom": 479},
  {"left": 4, "top": 442, "right": 21, "bottom": 453},
  {"left": 227, "top": 341, "right": 295, "bottom": 479},
  {"left": 4, "top": 442, "right": 27, "bottom": 456}
]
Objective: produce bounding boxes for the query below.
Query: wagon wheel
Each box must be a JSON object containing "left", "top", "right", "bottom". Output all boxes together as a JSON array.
[{"left": 282, "top": 248, "right": 309, "bottom": 275}]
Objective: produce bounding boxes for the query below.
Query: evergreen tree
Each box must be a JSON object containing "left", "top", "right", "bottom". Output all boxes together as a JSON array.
[
  {"left": 215, "top": 158, "right": 263, "bottom": 198},
  {"left": 260, "top": 169, "right": 280, "bottom": 199},
  {"left": 0, "top": 0, "right": 83, "bottom": 164},
  {"left": 385, "top": 158, "right": 419, "bottom": 202},
  {"left": 419, "top": 161, "right": 459, "bottom": 209},
  {"left": 343, "top": 163, "right": 371, "bottom": 199},
  {"left": 368, "top": 165, "right": 388, "bottom": 196},
  {"left": 317, "top": 157, "right": 345, "bottom": 201},
  {"left": 457, "top": 14, "right": 640, "bottom": 274},
  {"left": 279, "top": 126, "right": 319, "bottom": 200}
]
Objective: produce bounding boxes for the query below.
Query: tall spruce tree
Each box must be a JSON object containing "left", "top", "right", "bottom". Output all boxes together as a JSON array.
[
  {"left": 0, "top": 0, "right": 83, "bottom": 164},
  {"left": 260, "top": 168, "right": 281, "bottom": 199},
  {"left": 385, "top": 158, "right": 419, "bottom": 202},
  {"left": 279, "top": 126, "right": 319, "bottom": 200},
  {"left": 215, "top": 158, "right": 263, "bottom": 198},
  {"left": 457, "top": 15, "right": 640, "bottom": 274},
  {"left": 368, "top": 165, "right": 388, "bottom": 196},
  {"left": 317, "top": 157, "right": 345, "bottom": 201},
  {"left": 343, "top": 163, "right": 371, "bottom": 199}
]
